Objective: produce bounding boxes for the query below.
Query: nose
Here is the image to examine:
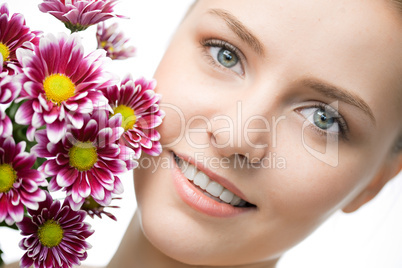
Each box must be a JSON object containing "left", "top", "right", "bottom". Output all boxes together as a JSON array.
[{"left": 209, "top": 101, "right": 270, "bottom": 164}]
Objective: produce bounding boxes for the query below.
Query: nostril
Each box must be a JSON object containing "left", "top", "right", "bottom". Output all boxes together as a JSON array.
[
  {"left": 234, "top": 153, "right": 247, "bottom": 161},
  {"left": 234, "top": 153, "right": 262, "bottom": 165},
  {"left": 210, "top": 131, "right": 218, "bottom": 145},
  {"left": 210, "top": 129, "right": 231, "bottom": 149}
]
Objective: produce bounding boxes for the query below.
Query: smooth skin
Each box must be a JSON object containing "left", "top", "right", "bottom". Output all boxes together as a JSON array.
[{"left": 107, "top": 0, "right": 402, "bottom": 267}]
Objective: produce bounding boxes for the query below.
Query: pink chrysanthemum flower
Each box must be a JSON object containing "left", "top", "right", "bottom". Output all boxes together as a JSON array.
[
  {"left": 81, "top": 196, "right": 121, "bottom": 221},
  {"left": 0, "top": 109, "right": 12, "bottom": 137},
  {"left": 32, "top": 109, "right": 135, "bottom": 210},
  {"left": 0, "top": 58, "right": 22, "bottom": 105},
  {"left": 0, "top": 3, "right": 41, "bottom": 71},
  {"left": 15, "top": 32, "right": 115, "bottom": 143},
  {"left": 39, "top": 0, "right": 126, "bottom": 32},
  {"left": 102, "top": 75, "right": 164, "bottom": 158},
  {"left": 0, "top": 136, "right": 47, "bottom": 225},
  {"left": 96, "top": 22, "right": 136, "bottom": 60},
  {"left": 17, "top": 192, "right": 94, "bottom": 268}
]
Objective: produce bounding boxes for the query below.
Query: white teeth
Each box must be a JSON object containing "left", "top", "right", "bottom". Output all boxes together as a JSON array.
[
  {"left": 219, "top": 189, "right": 234, "bottom": 203},
  {"left": 183, "top": 164, "right": 197, "bottom": 181},
  {"left": 205, "top": 181, "right": 224, "bottom": 197},
  {"left": 204, "top": 192, "right": 224, "bottom": 203},
  {"left": 176, "top": 155, "right": 249, "bottom": 207},
  {"left": 193, "top": 171, "right": 210, "bottom": 190},
  {"left": 238, "top": 200, "right": 247, "bottom": 207},
  {"left": 230, "top": 195, "right": 242, "bottom": 206}
]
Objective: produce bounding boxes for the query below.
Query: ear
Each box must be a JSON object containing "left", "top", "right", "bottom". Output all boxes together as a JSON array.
[{"left": 342, "top": 153, "right": 402, "bottom": 213}]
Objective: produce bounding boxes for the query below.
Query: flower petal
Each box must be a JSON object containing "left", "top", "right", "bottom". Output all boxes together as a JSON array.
[
  {"left": 47, "top": 120, "right": 66, "bottom": 144},
  {"left": 56, "top": 167, "right": 78, "bottom": 188}
]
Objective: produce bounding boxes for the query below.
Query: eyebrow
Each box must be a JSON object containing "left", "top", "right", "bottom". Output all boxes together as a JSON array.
[
  {"left": 208, "top": 8, "right": 264, "bottom": 56},
  {"left": 302, "top": 78, "right": 376, "bottom": 124},
  {"left": 207, "top": 9, "right": 375, "bottom": 125}
]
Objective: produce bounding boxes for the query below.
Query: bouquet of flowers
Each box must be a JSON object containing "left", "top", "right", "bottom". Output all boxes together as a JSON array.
[{"left": 0, "top": 1, "right": 164, "bottom": 267}]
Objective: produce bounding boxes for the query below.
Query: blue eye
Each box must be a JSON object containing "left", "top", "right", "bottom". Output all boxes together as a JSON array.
[
  {"left": 203, "top": 39, "right": 245, "bottom": 75},
  {"left": 209, "top": 46, "right": 243, "bottom": 75},
  {"left": 217, "top": 48, "right": 238, "bottom": 68},
  {"left": 313, "top": 109, "right": 335, "bottom": 130},
  {"left": 299, "top": 106, "right": 341, "bottom": 134}
]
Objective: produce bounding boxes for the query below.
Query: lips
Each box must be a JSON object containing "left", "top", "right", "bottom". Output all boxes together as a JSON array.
[{"left": 171, "top": 151, "right": 256, "bottom": 217}]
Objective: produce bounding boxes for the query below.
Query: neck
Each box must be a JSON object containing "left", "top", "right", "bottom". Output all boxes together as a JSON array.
[{"left": 107, "top": 211, "right": 279, "bottom": 268}]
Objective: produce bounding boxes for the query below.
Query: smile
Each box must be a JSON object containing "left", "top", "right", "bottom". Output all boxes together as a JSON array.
[{"left": 172, "top": 152, "right": 256, "bottom": 217}]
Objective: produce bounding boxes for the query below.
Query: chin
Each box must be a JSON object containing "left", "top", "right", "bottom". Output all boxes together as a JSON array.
[{"left": 133, "top": 150, "right": 282, "bottom": 266}]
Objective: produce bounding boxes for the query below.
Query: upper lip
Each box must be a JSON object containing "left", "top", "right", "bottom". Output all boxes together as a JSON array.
[{"left": 173, "top": 151, "right": 255, "bottom": 206}]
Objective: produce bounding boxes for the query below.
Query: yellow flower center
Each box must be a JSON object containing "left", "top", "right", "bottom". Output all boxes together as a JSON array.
[
  {"left": 43, "top": 74, "right": 76, "bottom": 105},
  {"left": 0, "top": 42, "right": 10, "bottom": 62},
  {"left": 0, "top": 164, "right": 16, "bottom": 193},
  {"left": 38, "top": 220, "right": 64, "bottom": 248},
  {"left": 69, "top": 142, "right": 98, "bottom": 171},
  {"left": 113, "top": 105, "right": 136, "bottom": 131},
  {"left": 100, "top": 41, "right": 114, "bottom": 52}
]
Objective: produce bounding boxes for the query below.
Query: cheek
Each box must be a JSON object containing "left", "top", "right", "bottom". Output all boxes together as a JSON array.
[
  {"left": 154, "top": 45, "right": 194, "bottom": 147},
  {"left": 157, "top": 104, "right": 186, "bottom": 147},
  {"left": 291, "top": 164, "right": 367, "bottom": 218},
  {"left": 257, "top": 128, "right": 373, "bottom": 224},
  {"left": 154, "top": 52, "right": 217, "bottom": 148}
]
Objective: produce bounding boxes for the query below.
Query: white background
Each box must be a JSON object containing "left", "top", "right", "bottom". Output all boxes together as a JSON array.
[{"left": 0, "top": 0, "right": 401, "bottom": 267}]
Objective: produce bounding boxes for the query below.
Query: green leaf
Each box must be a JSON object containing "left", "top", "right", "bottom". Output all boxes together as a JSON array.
[
  {"left": 5, "top": 101, "right": 47, "bottom": 169},
  {"left": 0, "top": 247, "right": 4, "bottom": 268},
  {"left": 5, "top": 101, "right": 22, "bottom": 122},
  {"left": 0, "top": 221, "right": 19, "bottom": 230},
  {"left": 0, "top": 249, "right": 4, "bottom": 267}
]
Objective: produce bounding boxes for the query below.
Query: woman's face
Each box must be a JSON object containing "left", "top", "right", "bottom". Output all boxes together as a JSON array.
[{"left": 134, "top": 0, "right": 402, "bottom": 266}]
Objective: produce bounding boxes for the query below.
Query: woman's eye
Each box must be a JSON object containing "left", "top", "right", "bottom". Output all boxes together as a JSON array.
[
  {"left": 299, "top": 106, "right": 341, "bottom": 134},
  {"left": 209, "top": 46, "right": 243, "bottom": 75},
  {"left": 202, "top": 39, "right": 245, "bottom": 75},
  {"left": 212, "top": 47, "right": 238, "bottom": 67}
]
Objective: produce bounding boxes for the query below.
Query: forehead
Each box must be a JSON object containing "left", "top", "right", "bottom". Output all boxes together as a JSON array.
[
  {"left": 190, "top": 0, "right": 402, "bottom": 116},
  {"left": 192, "top": 0, "right": 402, "bottom": 56}
]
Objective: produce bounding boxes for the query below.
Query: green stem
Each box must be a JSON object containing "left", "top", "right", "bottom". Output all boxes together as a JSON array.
[
  {"left": 64, "top": 22, "right": 89, "bottom": 33},
  {"left": 5, "top": 101, "right": 47, "bottom": 170},
  {"left": 0, "top": 247, "right": 4, "bottom": 268},
  {"left": 5, "top": 101, "right": 37, "bottom": 151},
  {"left": 0, "top": 221, "right": 19, "bottom": 230},
  {"left": 5, "top": 100, "right": 21, "bottom": 122}
]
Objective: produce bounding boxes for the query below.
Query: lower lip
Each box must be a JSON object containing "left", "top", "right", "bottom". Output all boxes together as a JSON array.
[{"left": 171, "top": 153, "right": 252, "bottom": 218}]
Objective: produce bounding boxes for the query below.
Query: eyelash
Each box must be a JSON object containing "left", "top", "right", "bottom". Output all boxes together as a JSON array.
[
  {"left": 200, "top": 39, "right": 349, "bottom": 140},
  {"left": 200, "top": 39, "right": 245, "bottom": 75},
  {"left": 298, "top": 102, "right": 349, "bottom": 140}
]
